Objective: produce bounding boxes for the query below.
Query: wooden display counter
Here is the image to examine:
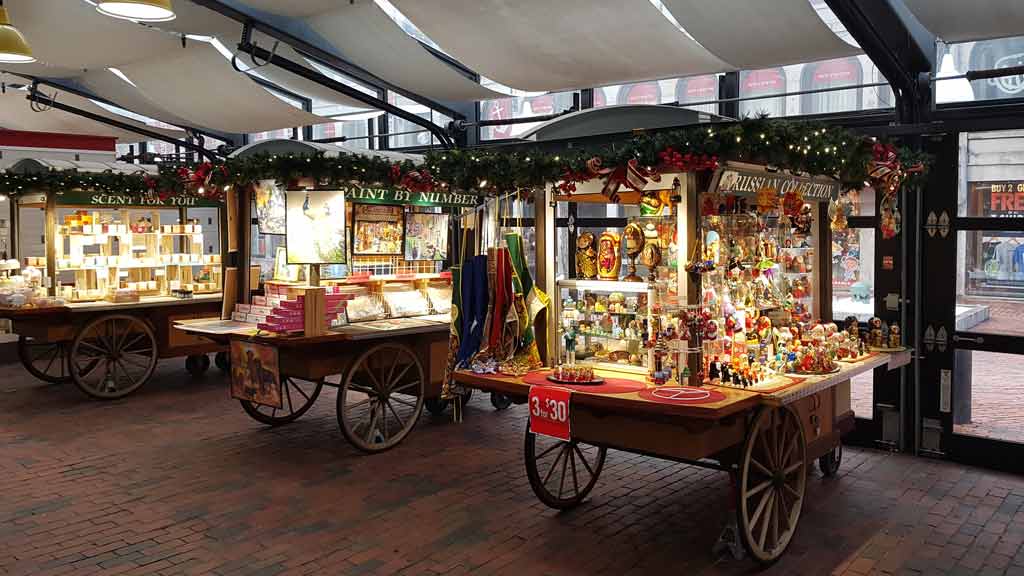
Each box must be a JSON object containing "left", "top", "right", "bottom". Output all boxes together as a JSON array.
[
  {"left": 0, "top": 294, "right": 225, "bottom": 399},
  {"left": 454, "top": 351, "right": 909, "bottom": 564},
  {"left": 178, "top": 315, "right": 458, "bottom": 453}
]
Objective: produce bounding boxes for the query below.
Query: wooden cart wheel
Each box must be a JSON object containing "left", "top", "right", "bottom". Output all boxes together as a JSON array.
[
  {"left": 70, "top": 314, "right": 157, "bottom": 400},
  {"left": 214, "top": 351, "right": 230, "bottom": 373},
  {"left": 737, "top": 405, "right": 807, "bottom": 565},
  {"left": 185, "top": 354, "right": 211, "bottom": 376},
  {"left": 819, "top": 441, "right": 842, "bottom": 477},
  {"left": 18, "top": 336, "right": 72, "bottom": 384},
  {"left": 240, "top": 376, "right": 323, "bottom": 426},
  {"left": 424, "top": 389, "right": 474, "bottom": 417},
  {"left": 524, "top": 424, "right": 606, "bottom": 510},
  {"left": 490, "top": 393, "right": 513, "bottom": 411},
  {"left": 338, "top": 343, "right": 424, "bottom": 453}
]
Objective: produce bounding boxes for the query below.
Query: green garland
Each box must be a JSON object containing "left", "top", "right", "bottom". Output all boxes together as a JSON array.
[{"left": 0, "top": 118, "right": 930, "bottom": 199}]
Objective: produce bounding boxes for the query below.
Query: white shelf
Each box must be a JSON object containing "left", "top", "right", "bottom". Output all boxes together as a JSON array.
[{"left": 558, "top": 279, "right": 651, "bottom": 293}]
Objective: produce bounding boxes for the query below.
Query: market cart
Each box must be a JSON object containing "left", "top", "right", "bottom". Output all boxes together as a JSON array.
[
  {"left": 3, "top": 159, "right": 228, "bottom": 399},
  {"left": 179, "top": 314, "right": 456, "bottom": 452},
  {"left": 455, "top": 351, "right": 909, "bottom": 563}
]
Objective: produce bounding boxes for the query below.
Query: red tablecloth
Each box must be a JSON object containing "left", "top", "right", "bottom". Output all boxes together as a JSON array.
[
  {"left": 522, "top": 371, "right": 647, "bottom": 394},
  {"left": 637, "top": 386, "right": 727, "bottom": 405}
]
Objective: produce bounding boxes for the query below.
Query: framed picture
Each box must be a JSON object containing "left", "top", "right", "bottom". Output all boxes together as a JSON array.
[
  {"left": 285, "top": 189, "right": 347, "bottom": 264},
  {"left": 273, "top": 246, "right": 300, "bottom": 282},
  {"left": 352, "top": 204, "right": 404, "bottom": 256},
  {"left": 404, "top": 212, "right": 449, "bottom": 261},
  {"left": 229, "top": 340, "right": 281, "bottom": 408},
  {"left": 254, "top": 179, "right": 286, "bottom": 235}
]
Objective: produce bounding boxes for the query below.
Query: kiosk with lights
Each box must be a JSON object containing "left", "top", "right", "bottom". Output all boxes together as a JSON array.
[
  {"left": 448, "top": 115, "right": 916, "bottom": 564},
  {"left": 0, "top": 159, "right": 227, "bottom": 399},
  {"left": 176, "top": 141, "right": 510, "bottom": 454}
]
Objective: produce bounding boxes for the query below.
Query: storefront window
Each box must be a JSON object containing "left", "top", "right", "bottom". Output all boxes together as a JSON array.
[
  {"left": 479, "top": 91, "right": 577, "bottom": 141},
  {"left": 739, "top": 67, "right": 789, "bottom": 118},
  {"left": 311, "top": 120, "right": 371, "bottom": 150},
  {"left": 939, "top": 35, "right": 1024, "bottom": 103},
  {"left": 593, "top": 75, "right": 720, "bottom": 114},
  {"left": 740, "top": 56, "right": 891, "bottom": 118},
  {"left": 956, "top": 230, "right": 1024, "bottom": 336},
  {"left": 387, "top": 92, "right": 450, "bottom": 148}
]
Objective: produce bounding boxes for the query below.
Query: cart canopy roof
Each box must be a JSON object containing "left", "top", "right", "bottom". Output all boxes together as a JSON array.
[{"left": 9, "top": 158, "right": 159, "bottom": 176}]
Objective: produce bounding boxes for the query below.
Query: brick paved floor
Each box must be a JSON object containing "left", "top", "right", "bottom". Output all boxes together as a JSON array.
[{"left": 4, "top": 360, "right": 1024, "bottom": 575}]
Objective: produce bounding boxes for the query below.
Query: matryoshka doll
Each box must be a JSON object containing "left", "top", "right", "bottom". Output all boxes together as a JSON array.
[{"left": 598, "top": 229, "right": 622, "bottom": 280}]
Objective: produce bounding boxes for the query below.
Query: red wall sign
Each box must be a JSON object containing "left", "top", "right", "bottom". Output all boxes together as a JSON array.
[{"left": 528, "top": 386, "right": 571, "bottom": 441}]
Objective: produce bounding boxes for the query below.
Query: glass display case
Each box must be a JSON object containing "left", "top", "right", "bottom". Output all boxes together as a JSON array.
[{"left": 556, "top": 280, "right": 653, "bottom": 375}]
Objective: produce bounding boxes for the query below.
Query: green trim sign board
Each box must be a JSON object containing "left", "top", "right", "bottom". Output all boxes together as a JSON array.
[
  {"left": 54, "top": 191, "right": 222, "bottom": 208},
  {"left": 714, "top": 166, "right": 840, "bottom": 202},
  {"left": 339, "top": 185, "right": 480, "bottom": 208}
]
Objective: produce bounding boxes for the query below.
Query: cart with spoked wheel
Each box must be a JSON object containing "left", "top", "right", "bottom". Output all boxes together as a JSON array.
[
  {"left": 455, "top": 352, "right": 905, "bottom": 564},
  {"left": 179, "top": 316, "right": 466, "bottom": 452}
]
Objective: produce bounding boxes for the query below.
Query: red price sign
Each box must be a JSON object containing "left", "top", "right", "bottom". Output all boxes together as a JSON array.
[{"left": 528, "top": 386, "right": 572, "bottom": 441}]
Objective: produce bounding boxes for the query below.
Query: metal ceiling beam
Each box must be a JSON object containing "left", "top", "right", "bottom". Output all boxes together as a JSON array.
[
  {"left": 25, "top": 86, "right": 222, "bottom": 162},
  {"left": 824, "top": 0, "right": 935, "bottom": 123},
  {"left": 237, "top": 40, "right": 453, "bottom": 149},
  {"left": 3, "top": 71, "right": 240, "bottom": 145},
  {"left": 187, "top": 0, "right": 467, "bottom": 121}
]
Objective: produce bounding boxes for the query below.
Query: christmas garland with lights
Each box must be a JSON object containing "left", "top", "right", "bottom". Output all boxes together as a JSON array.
[{"left": 0, "top": 118, "right": 929, "bottom": 201}]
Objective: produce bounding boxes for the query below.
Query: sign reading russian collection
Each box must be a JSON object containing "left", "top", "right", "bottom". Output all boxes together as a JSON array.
[{"left": 715, "top": 167, "right": 840, "bottom": 201}]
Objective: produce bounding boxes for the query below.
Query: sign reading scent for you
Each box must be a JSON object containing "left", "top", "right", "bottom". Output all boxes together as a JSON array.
[{"left": 529, "top": 386, "right": 572, "bottom": 441}]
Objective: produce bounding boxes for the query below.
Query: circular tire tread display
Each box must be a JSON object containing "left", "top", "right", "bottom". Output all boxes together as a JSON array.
[
  {"left": 337, "top": 343, "right": 424, "bottom": 453},
  {"left": 214, "top": 351, "right": 230, "bottom": 372},
  {"left": 240, "top": 376, "right": 323, "bottom": 426},
  {"left": 18, "top": 335, "right": 72, "bottom": 384},
  {"left": 736, "top": 405, "right": 807, "bottom": 565},
  {"left": 524, "top": 425, "right": 606, "bottom": 510},
  {"left": 70, "top": 314, "right": 157, "bottom": 400},
  {"left": 490, "top": 393, "right": 513, "bottom": 411},
  {"left": 818, "top": 442, "right": 842, "bottom": 477},
  {"left": 185, "top": 354, "right": 211, "bottom": 376}
]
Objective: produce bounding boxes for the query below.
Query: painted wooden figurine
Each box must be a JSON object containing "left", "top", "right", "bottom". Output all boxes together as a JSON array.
[
  {"left": 575, "top": 231, "right": 598, "bottom": 279},
  {"left": 869, "top": 316, "right": 885, "bottom": 348},
  {"left": 888, "top": 322, "right": 901, "bottom": 349},
  {"left": 598, "top": 229, "right": 622, "bottom": 280}
]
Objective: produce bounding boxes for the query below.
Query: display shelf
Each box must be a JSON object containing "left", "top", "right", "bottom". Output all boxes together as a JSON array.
[
  {"left": 558, "top": 279, "right": 652, "bottom": 293},
  {"left": 577, "top": 332, "right": 641, "bottom": 342}
]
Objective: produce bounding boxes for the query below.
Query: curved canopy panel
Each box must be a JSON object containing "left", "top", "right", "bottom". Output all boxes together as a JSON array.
[
  {"left": 115, "top": 43, "right": 332, "bottom": 133},
  {"left": 231, "top": 0, "right": 502, "bottom": 101},
  {"left": 36, "top": 90, "right": 185, "bottom": 139},
  {"left": 0, "top": 93, "right": 174, "bottom": 143},
  {"left": 235, "top": 43, "right": 375, "bottom": 114},
  {"left": 903, "top": 0, "right": 1024, "bottom": 43},
  {"left": 231, "top": 138, "right": 423, "bottom": 164},
  {"left": 6, "top": 0, "right": 183, "bottom": 71},
  {"left": 11, "top": 158, "right": 158, "bottom": 175},
  {"left": 519, "top": 104, "right": 717, "bottom": 142},
  {"left": 662, "top": 0, "right": 860, "bottom": 69},
  {"left": 391, "top": 0, "right": 730, "bottom": 93},
  {"left": 79, "top": 69, "right": 198, "bottom": 130}
]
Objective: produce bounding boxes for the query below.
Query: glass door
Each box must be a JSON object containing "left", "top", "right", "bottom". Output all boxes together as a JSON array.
[{"left": 921, "top": 130, "right": 1024, "bottom": 472}]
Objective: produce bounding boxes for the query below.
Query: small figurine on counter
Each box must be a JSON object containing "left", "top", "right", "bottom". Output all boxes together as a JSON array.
[
  {"left": 708, "top": 357, "right": 721, "bottom": 381},
  {"left": 888, "top": 322, "right": 901, "bottom": 349},
  {"left": 868, "top": 316, "right": 885, "bottom": 348},
  {"left": 845, "top": 315, "right": 860, "bottom": 339}
]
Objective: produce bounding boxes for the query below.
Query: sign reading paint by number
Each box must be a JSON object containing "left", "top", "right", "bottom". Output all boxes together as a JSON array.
[{"left": 528, "top": 386, "right": 571, "bottom": 441}]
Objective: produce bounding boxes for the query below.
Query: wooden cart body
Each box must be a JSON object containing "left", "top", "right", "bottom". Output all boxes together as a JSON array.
[
  {"left": 454, "top": 351, "right": 909, "bottom": 563},
  {"left": 178, "top": 316, "right": 458, "bottom": 453},
  {"left": 4, "top": 295, "right": 226, "bottom": 398}
]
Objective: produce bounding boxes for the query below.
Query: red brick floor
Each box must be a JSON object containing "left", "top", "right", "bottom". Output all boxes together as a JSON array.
[{"left": 4, "top": 360, "right": 1024, "bottom": 575}]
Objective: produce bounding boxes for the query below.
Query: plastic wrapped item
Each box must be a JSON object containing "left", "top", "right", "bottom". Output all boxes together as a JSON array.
[
  {"left": 425, "top": 280, "right": 453, "bottom": 314},
  {"left": 341, "top": 286, "right": 386, "bottom": 322},
  {"left": 382, "top": 282, "right": 431, "bottom": 318}
]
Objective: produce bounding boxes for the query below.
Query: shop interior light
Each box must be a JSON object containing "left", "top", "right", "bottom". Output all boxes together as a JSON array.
[
  {"left": 96, "top": 0, "right": 176, "bottom": 22},
  {"left": 0, "top": 2, "right": 35, "bottom": 64}
]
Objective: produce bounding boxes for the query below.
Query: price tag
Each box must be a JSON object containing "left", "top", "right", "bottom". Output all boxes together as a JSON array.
[{"left": 528, "top": 386, "right": 572, "bottom": 441}]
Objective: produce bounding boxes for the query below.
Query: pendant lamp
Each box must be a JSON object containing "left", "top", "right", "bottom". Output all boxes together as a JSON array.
[
  {"left": 96, "top": 0, "right": 176, "bottom": 22},
  {"left": 0, "top": 1, "right": 35, "bottom": 64}
]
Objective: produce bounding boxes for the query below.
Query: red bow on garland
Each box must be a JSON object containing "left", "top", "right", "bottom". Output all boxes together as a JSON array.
[
  {"left": 657, "top": 147, "right": 719, "bottom": 173},
  {"left": 400, "top": 169, "right": 436, "bottom": 194},
  {"left": 868, "top": 143, "right": 924, "bottom": 191},
  {"left": 584, "top": 158, "right": 660, "bottom": 203}
]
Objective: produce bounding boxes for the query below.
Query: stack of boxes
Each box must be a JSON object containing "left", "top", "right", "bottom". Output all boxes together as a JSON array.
[{"left": 232, "top": 283, "right": 353, "bottom": 335}]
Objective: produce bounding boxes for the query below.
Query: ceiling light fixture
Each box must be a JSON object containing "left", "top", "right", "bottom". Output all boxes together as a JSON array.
[
  {"left": 96, "top": 0, "right": 176, "bottom": 22},
  {"left": 0, "top": 1, "right": 35, "bottom": 64}
]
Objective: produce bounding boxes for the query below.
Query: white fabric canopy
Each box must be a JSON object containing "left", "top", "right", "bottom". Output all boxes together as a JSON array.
[
  {"left": 232, "top": 0, "right": 501, "bottom": 101},
  {"left": 6, "top": 0, "right": 183, "bottom": 71},
  {"left": 663, "top": 0, "right": 860, "bottom": 69},
  {"left": 0, "top": 92, "right": 178, "bottom": 143},
  {"left": 79, "top": 69, "right": 198, "bottom": 130},
  {"left": 235, "top": 43, "right": 375, "bottom": 114},
  {"left": 904, "top": 0, "right": 1024, "bottom": 43},
  {"left": 115, "top": 43, "right": 332, "bottom": 133},
  {"left": 391, "top": 0, "right": 730, "bottom": 93}
]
